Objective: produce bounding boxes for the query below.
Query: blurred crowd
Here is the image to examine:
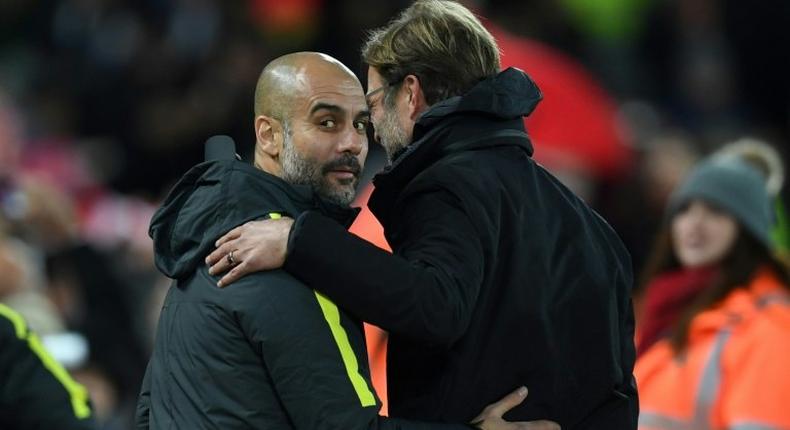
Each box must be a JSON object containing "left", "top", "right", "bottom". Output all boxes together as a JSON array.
[{"left": 1, "top": 0, "right": 789, "bottom": 428}]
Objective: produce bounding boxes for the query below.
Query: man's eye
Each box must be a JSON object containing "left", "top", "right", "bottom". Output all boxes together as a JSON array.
[
  {"left": 354, "top": 121, "right": 369, "bottom": 132},
  {"left": 321, "top": 119, "right": 336, "bottom": 128}
]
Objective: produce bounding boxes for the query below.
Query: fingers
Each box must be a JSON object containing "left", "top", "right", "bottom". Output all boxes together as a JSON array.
[
  {"left": 471, "top": 386, "right": 529, "bottom": 424},
  {"left": 205, "top": 218, "right": 293, "bottom": 287},
  {"left": 521, "top": 421, "right": 560, "bottom": 430},
  {"left": 206, "top": 240, "right": 237, "bottom": 275},
  {"left": 217, "top": 259, "right": 254, "bottom": 288},
  {"left": 486, "top": 386, "right": 528, "bottom": 418},
  {"left": 206, "top": 219, "right": 262, "bottom": 267},
  {"left": 206, "top": 240, "right": 234, "bottom": 267},
  {"left": 215, "top": 226, "right": 242, "bottom": 247}
]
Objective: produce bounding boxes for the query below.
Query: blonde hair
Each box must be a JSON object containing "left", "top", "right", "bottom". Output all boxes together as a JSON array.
[{"left": 362, "top": 0, "right": 500, "bottom": 105}]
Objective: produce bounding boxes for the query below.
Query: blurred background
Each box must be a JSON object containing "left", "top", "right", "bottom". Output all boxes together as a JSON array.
[{"left": 0, "top": 0, "right": 788, "bottom": 428}]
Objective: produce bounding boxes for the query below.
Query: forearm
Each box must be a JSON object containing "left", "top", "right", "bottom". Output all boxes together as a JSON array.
[{"left": 284, "top": 211, "right": 474, "bottom": 345}]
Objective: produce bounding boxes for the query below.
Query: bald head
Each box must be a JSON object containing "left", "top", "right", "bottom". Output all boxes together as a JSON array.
[
  {"left": 251, "top": 52, "right": 369, "bottom": 207},
  {"left": 254, "top": 52, "right": 361, "bottom": 123}
]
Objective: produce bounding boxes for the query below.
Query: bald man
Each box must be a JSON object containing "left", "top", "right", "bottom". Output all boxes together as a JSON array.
[{"left": 135, "top": 53, "right": 552, "bottom": 430}]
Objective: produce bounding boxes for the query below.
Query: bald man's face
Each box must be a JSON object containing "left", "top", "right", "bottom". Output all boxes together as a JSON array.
[{"left": 280, "top": 66, "right": 370, "bottom": 206}]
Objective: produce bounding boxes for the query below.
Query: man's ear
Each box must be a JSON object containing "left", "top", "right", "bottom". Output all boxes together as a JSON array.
[
  {"left": 402, "top": 74, "right": 428, "bottom": 120},
  {"left": 255, "top": 115, "right": 284, "bottom": 159}
]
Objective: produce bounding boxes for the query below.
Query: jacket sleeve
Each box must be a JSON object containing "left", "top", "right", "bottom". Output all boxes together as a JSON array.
[
  {"left": 0, "top": 304, "right": 96, "bottom": 430},
  {"left": 284, "top": 190, "right": 485, "bottom": 347},
  {"left": 240, "top": 284, "right": 472, "bottom": 430},
  {"left": 134, "top": 361, "right": 152, "bottom": 429}
]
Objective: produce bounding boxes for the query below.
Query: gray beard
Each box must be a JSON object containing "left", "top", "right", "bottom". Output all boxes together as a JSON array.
[
  {"left": 377, "top": 106, "right": 411, "bottom": 164},
  {"left": 280, "top": 128, "right": 356, "bottom": 207}
]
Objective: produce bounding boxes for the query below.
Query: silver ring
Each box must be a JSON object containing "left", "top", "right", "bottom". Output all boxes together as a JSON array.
[{"left": 227, "top": 250, "right": 236, "bottom": 265}]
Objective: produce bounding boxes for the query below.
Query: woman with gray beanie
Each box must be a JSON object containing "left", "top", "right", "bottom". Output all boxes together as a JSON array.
[{"left": 634, "top": 155, "right": 790, "bottom": 429}]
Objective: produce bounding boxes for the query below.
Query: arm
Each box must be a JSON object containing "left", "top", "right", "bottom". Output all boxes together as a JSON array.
[
  {"left": 289, "top": 190, "right": 485, "bottom": 346},
  {"left": 0, "top": 304, "right": 96, "bottom": 430},
  {"left": 211, "top": 190, "right": 484, "bottom": 346}
]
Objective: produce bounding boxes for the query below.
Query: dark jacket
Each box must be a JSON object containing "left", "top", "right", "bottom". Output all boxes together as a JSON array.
[
  {"left": 284, "top": 67, "right": 638, "bottom": 429},
  {"left": 0, "top": 303, "right": 96, "bottom": 429},
  {"left": 137, "top": 153, "right": 471, "bottom": 430}
]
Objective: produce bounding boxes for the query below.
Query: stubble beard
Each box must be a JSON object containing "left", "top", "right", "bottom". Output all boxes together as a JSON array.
[
  {"left": 280, "top": 124, "right": 359, "bottom": 207},
  {"left": 377, "top": 105, "right": 411, "bottom": 164}
]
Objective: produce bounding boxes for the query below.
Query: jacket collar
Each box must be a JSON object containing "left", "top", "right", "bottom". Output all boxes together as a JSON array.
[
  {"left": 689, "top": 267, "right": 790, "bottom": 337},
  {"left": 150, "top": 160, "right": 358, "bottom": 279},
  {"left": 367, "top": 68, "right": 542, "bottom": 226},
  {"left": 374, "top": 67, "right": 540, "bottom": 183}
]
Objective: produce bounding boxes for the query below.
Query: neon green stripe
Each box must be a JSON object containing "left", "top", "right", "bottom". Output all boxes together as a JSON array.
[
  {"left": 0, "top": 303, "right": 27, "bottom": 338},
  {"left": 268, "top": 212, "right": 282, "bottom": 219},
  {"left": 28, "top": 333, "right": 92, "bottom": 418},
  {"left": 314, "top": 292, "right": 377, "bottom": 407},
  {"left": 0, "top": 303, "right": 92, "bottom": 419}
]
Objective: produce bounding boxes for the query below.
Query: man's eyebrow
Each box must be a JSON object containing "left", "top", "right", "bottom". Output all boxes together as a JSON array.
[
  {"left": 309, "top": 102, "right": 344, "bottom": 116},
  {"left": 356, "top": 108, "right": 371, "bottom": 120}
]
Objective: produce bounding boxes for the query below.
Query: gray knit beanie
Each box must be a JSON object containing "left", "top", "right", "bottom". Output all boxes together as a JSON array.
[{"left": 667, "top": 157, "right": 773, "bottom": 249}]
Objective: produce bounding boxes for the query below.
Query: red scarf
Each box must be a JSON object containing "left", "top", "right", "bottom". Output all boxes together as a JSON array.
[{"left": 636, "top": 266, "right": 718, "bottom": 356}]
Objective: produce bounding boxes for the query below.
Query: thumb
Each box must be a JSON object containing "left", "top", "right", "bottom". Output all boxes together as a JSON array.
[{"left": 486, "top": 386, "right": 529, "bottom": 418}]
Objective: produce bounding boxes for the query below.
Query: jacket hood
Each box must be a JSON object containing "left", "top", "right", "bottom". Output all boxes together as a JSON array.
[
  {"left": 149, "top": 160, "right": 357, "bottom": 279},
  {"left": 415, "top": 67, "right": 542, "bottom": 129},
  {"left": 370, "top": 69, "right": 541, "bottom": 228},
  {"left": 376, "top": 67, "right": 540, "bottom": 183}
]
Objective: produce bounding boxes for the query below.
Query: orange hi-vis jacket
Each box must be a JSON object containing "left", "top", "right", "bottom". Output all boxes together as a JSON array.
[{"left": 635, "top": 268, "right": 790, "bottom": 430}]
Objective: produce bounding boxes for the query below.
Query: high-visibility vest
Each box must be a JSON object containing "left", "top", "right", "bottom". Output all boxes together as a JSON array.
[
  {"left": 349, "top": 184, "right": 391, "bottom": 416},
  {"left": 635, "top": 268, "right": 790, "bottom": 430}
]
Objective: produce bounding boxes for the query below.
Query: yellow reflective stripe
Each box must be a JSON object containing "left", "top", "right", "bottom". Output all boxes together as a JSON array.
[
  {"left": 0, "top": 303, "right": 92, "bottom": 419},
  {"left": 731, "top": 423, "right": 784, "bottom": 430},
  {"left": 0, "top": 303, "right": 26, "bottom": 338},
  {"left": 313, "top": 292, "right": 377, "bottom": 407},
  {"left": 268, "top": 212, "right": 282, "bottom": 219},
  {"left": 27, "top": 332, "right": 92, "bottom": 418},
  {"left": 639, "top": 411, "right": 689, "bottom": 429}
]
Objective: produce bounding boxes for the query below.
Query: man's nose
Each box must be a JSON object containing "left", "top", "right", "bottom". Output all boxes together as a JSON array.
[
  {"left": 338, "top": 128, "right": 366, "bottom": 155},
  {"left": 373, "top": 128, "right": 381, "bottom": 144}
]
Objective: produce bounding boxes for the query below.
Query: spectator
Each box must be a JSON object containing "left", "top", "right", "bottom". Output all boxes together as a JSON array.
[{"left": 636, "top": 156, "right": 790, "bottom": 428}]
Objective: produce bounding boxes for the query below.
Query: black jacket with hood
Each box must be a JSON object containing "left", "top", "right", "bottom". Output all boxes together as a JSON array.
[
  {"left": 283, "top": 67, "right": 639, "bottom": 429},
  {"left": 136, "top": 148, "right": 473, "bottom": 430}
]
